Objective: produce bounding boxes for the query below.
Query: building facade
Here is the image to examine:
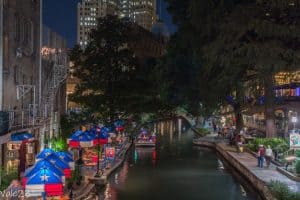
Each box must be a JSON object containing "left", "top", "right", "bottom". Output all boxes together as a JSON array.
[
  {"left": 120, "top": 0, "right": 157, "bottom": 31},
  {"left": 0, "top": 0, "right": 41, "bottom": 172},
  {"left": 0, "top": 0, "right": 68, "bottom": 173},
  {"left": 77, "top": 0, "right": 157, "bottom": 47},
  {"left": 77, "top": 0, "right": 118, "bottom": 47}
]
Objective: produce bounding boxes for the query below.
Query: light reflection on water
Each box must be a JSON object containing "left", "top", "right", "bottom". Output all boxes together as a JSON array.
[{"left": 94, "top": 119, "right": 260, "bottom": 200}]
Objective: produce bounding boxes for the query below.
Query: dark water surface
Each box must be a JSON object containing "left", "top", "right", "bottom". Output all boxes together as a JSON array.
[{"left": 94, "top": 120, "right": 261, "bottom": 200}]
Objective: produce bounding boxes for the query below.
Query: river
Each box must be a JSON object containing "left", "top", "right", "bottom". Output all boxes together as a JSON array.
[{"left": 91, "top": 119, "right": 261, "bottom": 200}]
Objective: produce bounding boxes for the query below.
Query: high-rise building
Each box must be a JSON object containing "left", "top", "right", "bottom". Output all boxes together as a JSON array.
[
  {"left": 77, "top": 0, "right": 157, "bottom": 47},
  {"left": 130, "top": 0, "right": 157, "bottom": 31},
  {"left": 77, "top": 0, "right": 118, "bottom": 47}
]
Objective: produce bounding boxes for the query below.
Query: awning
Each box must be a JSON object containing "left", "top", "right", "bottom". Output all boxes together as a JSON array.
[{"left": 10, "top": 132, "right": 34, "bottom": 143}]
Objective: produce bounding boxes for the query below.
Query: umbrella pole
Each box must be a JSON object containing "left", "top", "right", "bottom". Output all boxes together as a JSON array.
[
  {"left": 42, "top": 192, "right": 46, "bottom": 200},
  {"left": 95, "top": 128, "right": 101, "bottom": 177}
]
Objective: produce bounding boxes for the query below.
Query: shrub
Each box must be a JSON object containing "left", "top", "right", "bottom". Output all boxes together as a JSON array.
[
  {"left": 296, "top": 150, "right": 300, "bottom": 158},
  {"left": 196, "top": 127, "right": 210, "bottom": 137},
  {"left": 295, "top": 160, "right": 300, "bottom": 174},
  {"left": 0, "top": 168, "right": 19, "bottom": 191},
  {"left": 247, "top": 138, "right": 288, "bottom": 153},
  {"left": 269, "top": 180, "right": 300, "bottom": 200}
]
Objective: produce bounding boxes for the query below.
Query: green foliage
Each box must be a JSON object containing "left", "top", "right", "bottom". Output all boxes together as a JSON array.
[
  {"left": 0, "top": 168, "right": 18, "bottom": 191},
  {"left": 50, "top": 137, "right": 68, "bottom": 152},
  {"left": 70, "top": 15, "right": 165, "bottom": 121},
  {"left": 166, "top": 0, "right": 300, "bottom": 137},
  {"left": 196, "top": 127, "right": 211, "bottom": 137},
  {"left": 247, "top": 138, "right": 288, "bottom": 153},
  {"left": 296, "top": 150, "right": 300, "bottom": 158},
  {"left": 66, "top": 166, "right": 82, "bottom": 189},
  {"left": 269, "top": 180, "right": 300, "bottom": 200},
  {"left": 295, "top": 160, "right": 300, "bottom": 174}
]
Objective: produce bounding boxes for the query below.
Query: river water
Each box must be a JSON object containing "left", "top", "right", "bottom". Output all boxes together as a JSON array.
[{"left": 92, "top": 119, "right": 261, "bottom": 200}]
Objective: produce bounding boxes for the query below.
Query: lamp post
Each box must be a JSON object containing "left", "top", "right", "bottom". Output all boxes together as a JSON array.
[
  {"left": 95, "top": 126, "right": 101, "bottom": 177},
  {"left": 291, "top": 116, "right": 297, "bottom": 131}
]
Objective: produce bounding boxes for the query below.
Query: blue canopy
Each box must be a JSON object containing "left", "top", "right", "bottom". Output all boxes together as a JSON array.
[
  {"left": 140, "top": 129, "right": 148, "bottom": 135},
  {"left": 36, "top": 148, "right": 56, "bottom": 159},
  {"left": 55, "top": 152, "right": 73, "bottom": 162},
  {"left": 43, "top": 154, "right": 69, "bottom": 169},
  {"left": 99, "top": 127, "right": 109, "bottom": 139},
  {"left": 114, "top": 120, "right": 125, "bottom": 127},
  {"left": 70, "top": 130, "right": 83, "bottom": 139},
  {"left": 27, "top": 168, "right": 62, "bottom": 185},
  {"left": 70, "top": 130, "right": 95, "bottom": 141},
  {"left": 107, "top": 125, "right": 116, "bottom": 133},
  {"left": 24, "top": 160, "right": 64, "bottom": 178},
  {"left": 11, "top": 132, "right": 34, "bottom": 141}
]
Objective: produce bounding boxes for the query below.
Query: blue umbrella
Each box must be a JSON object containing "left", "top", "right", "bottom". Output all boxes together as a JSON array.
[
  {"left": 44, "top": 154, "right": 69, "bottom": 169},
  {"left": 140, "top": 129, "right": 148, "bottom": 135},
  {"left": 55, "top": 152, "right": 73, "bottom": 162},
  {"left": 11, "top": 132, "right": 34, "bottom": 142},
  {"left": 24, "top": 160, "right": 64, "bottom": 178},
  {"left": 27, "top": 168, "right": 62, "bottom": 185},
  {"left": 55, "top": 151, "right": 75, "bottom": 170},
  {"left": 25, "top": 168, "right": 63, "bottom": 197},
  {"left": 114, "top": 120, "right": 125, "bottom": 127},
  {"left": 100, "top": 127, "right": 109, "bottom": 139},
  {"left": 70, "top": 130, "right": 84, "bottom": 140},
  {"left": 36, "top": 148, "right": 56, "bottom": 159}
]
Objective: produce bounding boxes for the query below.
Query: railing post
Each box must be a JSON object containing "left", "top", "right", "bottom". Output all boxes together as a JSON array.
[{"left": 21, "top": 111, "right": 24, "bottom": 128}]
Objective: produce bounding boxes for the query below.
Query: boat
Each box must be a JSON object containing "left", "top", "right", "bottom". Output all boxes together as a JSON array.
[{"left": 135, "top": 129, "right": 156, "bottom": 147}]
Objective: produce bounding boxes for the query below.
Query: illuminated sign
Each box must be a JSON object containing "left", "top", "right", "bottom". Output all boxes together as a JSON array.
[{"left": 105, "top": 147, "right": 115, "bottom": 159}]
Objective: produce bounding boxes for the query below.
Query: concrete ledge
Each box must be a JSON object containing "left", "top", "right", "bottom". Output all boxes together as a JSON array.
[
  {"left": 193, "top": 140, "right": 275, "bottom": 200},
  {"left": 277, "top": 167, "right": 300, "bottom": 182}
]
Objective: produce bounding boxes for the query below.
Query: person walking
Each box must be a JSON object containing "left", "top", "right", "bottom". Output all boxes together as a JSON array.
[
  {"left": 265, "top": 145, "right": 273, "bottom": 167},
  {"left": 257, "top": 145, "right": 265, "bottom": 168}
]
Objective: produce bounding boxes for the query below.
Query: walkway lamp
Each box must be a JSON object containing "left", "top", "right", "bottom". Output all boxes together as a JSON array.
[{"left": 291, "top": 116, "right": 297, "bottom": 130}]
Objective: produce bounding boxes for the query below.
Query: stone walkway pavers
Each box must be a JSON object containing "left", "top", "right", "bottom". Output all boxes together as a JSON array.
[{"left": 219, "top": 143, "right": 300, "bottom": 192}]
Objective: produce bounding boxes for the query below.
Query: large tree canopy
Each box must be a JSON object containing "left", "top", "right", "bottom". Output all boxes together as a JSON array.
[
  {"left": 166, "top": 0, "right": 300, "bottom": 136},
  {"left": 69, "top": 15, "right": 162, "bottom": 121}
]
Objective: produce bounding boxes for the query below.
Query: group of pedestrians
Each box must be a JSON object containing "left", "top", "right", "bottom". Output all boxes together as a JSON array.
[{"left": 257, "top": 144, "right": 273, "bottom": 168}]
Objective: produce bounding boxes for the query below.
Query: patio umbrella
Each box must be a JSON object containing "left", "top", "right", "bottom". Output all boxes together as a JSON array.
[
  {"left": 93, "top": 127, "right": 109, "bottom": 145},
  {"left": 25, "top": 168, "right": 63, "bottom": 197},
  {"left": 42, "top": 154, "right": 72, "bottom": 178},
  {"left": 36, "top": 148, "right": 56, "bottom": 160},
  {"left": 56, "top": 151, "right": 75, "bottom": 170},
  {"left": 68, "top": 130, "right": 95, "bottom": 148},
  {"left": 114, "top": 120, "right": 125, "bottom": 132},
  {"left": 10, "top": 132, "right": 34, "bottom": 143},
  {"left": 22, "top": 160, "right": 64, "bottom": 187}
]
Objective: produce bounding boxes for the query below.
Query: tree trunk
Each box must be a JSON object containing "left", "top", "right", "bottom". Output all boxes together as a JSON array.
[
  {"left": 234, "top": 102, "right": 243, "bottom": 134},
  {"left": 264, "top": 74, "right": 276, "bottom": 138},
  {"left": 234, "top": 83, "right": 244, "bottom": 134}
]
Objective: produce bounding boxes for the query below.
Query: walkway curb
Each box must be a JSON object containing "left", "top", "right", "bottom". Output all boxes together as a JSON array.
[{"left": 74, "top": 141, "right": 132, "bottom": 200}]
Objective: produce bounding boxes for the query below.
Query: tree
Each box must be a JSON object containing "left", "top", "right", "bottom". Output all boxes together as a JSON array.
[
  {"left": 166, "top": 0, "right": 300, "bottom": 137},
  {"left": 201, "top": 1, "right": 300, "bottom": 137},
  {"left": 70, "top": 15, "right": 140, "bottom": 121}
]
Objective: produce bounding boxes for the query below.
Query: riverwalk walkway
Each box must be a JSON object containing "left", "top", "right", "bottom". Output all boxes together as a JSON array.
[
  {"left": 219, "top": 143, "right": 300, "bottom": 192},
  {"left": 193, "top": 132, "right": 300, "bottom": 196},
  {"left": 72, "top": 141, "right": 132, "bottom": 200}
]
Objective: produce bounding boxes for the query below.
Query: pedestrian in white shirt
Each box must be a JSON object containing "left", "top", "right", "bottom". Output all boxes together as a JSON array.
[{"left": 265, "top": 145, "right": 273, "bottom": 167}]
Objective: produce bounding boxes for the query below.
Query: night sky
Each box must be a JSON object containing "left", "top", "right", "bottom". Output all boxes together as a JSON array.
[{"left": 43, "top": 0, "right": 176, "bottom": 48}]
